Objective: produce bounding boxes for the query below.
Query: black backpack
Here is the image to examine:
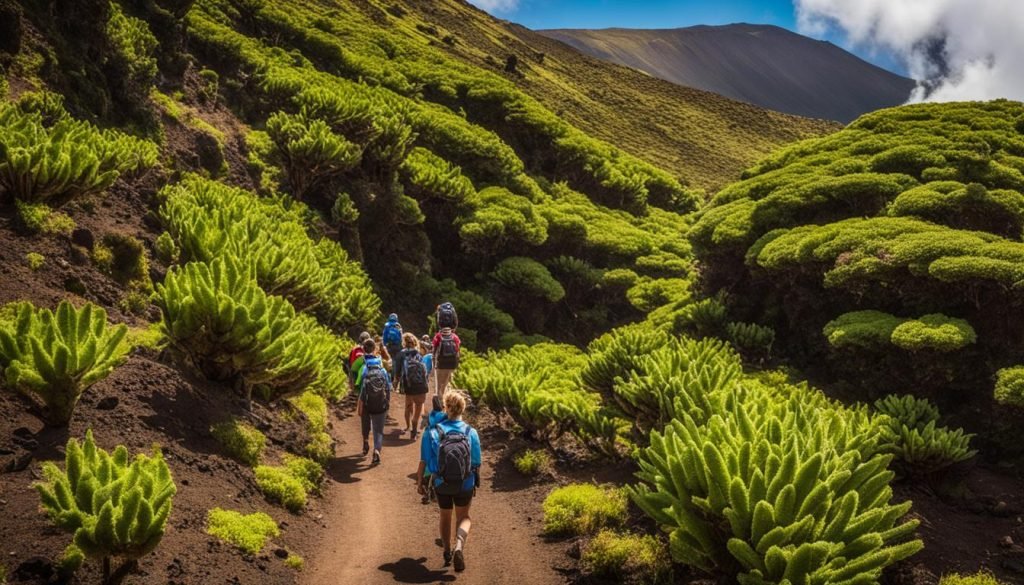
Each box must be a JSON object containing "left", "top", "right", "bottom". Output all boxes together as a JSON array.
[
  {"left": 362, "top": 364, "right": 389, "bottom": 414},
  {"left": 435, "top": 422, "right": 472, "bottom": 495},
  {"left": 403, "top": 352, "right": 429, "bottom": 394},
  {"left": 437, "top": 302, "right": 458, "bottom": 329},
  {"left": 436, "top": 332, "right": 460, "bottom": 369}
]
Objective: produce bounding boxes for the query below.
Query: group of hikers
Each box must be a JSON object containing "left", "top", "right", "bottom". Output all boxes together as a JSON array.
[{"left": 346, "top": 302, "right": 479, "bottom": 573}]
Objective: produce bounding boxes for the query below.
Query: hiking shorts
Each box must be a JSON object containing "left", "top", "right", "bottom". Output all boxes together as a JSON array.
[
  {"left": 406, "top": 392, "right": 427, "bottom": 405},
  {"left": 436, "top": 489, "right": 474, "bottom": 509}
]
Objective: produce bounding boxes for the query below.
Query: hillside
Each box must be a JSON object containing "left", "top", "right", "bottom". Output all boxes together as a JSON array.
[
  {"left": 540, "top": 24, "right": 917, "bottom": 123},
  {"left": 384, "top": 2, "right": 838, "bottom": 191}
]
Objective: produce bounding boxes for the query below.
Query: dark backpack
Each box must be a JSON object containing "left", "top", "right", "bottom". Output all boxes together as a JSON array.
[
  {"left": 436, "top": 333, "right": 459, "bottom": 369},
  {"left": 383, "top": 323, "right": 401, "bottom": 346},
  {"left": 403, "top": 352, "right": 429, "bottom": 394},
  {"left": 362, "top": 365, "right": 389, "bottom": 414},
  {"left": 435, "top": 422, "right": 472, "bottom": 495},
  {"left": 437, "top": 302, "right": 458, "bottom": 329}
]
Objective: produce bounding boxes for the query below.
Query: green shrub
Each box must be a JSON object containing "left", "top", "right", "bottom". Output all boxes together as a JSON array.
[
  {"left": 14, "top": 201, "right": 75, "bottom": 235},
  {"left": 630, "top": 383, "right": 921, "bottom": 582},
  {"left": 490, "top": 257, "right": 565, "bottom": 302},
  {"left": 0, "top": 301, "right": 129, "bottom": 425},
  {"left": 677, "top": 297, "right": 728, "bottom": 336},
  {"left": 255, "top": 465, "right": 308, "bottom": 512},
  {"left": 25, "top": 252, "right": 44, "bottom": 270},
  {"left": 726, "top": 321, "right": 775, "bottom": 359},
  {"left": 875, "top": 395, "right": 976, "bottom": 475},
  {"left": 106, "top": 2, "right": 158, "bottom": 105},
  {"left": 581, "top": 325, "right": 670, "bottom": 394},
  {"left": 824, "top": 311, "right": 976, "bottom": 353},
  {"left": 154, "top": 232, "right": 179, "bottom": 264},
  {"left": 581, "top": 530, "right": 672, "bottom": 584},
  {"left": 206, "top": 508, "right": 279, "bottom": 555},
  {"left": 100, "top": 233, "right": 152, "bottom": 287},
  {"left": 264, "top": 111, "right": 363, "bottom": 198},
  {"left": 513, "top": 449, "right": 551, "bottom": 476},
  {"left": 35, "top": 431, "right": 176, "bottom": 575},
  {"left": 285, "top": 554, "right": 304, "bottom": 570},
  {"left": 939, "top": 571, "right": 1006, "bottom": 585},
  {"left": 211, "top": 419, "right": 266, "bottom": 466},
  {"left": 283, "top": 455, "right": 324, "bottom": 493},
  {"left": 155, "top": 256, "right": 348, "bottom": 401},
  {"left": 0, "top": 101, "right": 157, "bottom": 206},
  {"left": 56, "top": 543, "right": 84, "bottom": 575},
  {"left": 542, "top": 483, "right": 627, "bottom": 535},
  {"left": 994, "top": 366, "right": 1024, "bottom": 407},
  {"left": 287, "top": 391, "right": 333, "bottom": 463}
]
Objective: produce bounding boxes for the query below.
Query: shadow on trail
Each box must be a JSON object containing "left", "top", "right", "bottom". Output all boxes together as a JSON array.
[
  {"left": 325, "top": 453, "right": 370, "bottom": 484},
  {"left": 377, "top": 557, "right": 455, "bottom": 583}
]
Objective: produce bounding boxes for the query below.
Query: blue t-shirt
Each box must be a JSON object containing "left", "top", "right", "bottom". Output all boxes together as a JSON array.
[
  {"left": 420, "top": 419, "right": 481, "bottom": 492},
  {"left": 422, "top": 353, "right": 433, "bottom": 374}
]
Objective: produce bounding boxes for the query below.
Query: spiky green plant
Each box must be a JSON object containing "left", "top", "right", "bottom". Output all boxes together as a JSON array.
[
  {"left": 0, "top": 301, "right": 129, "bottom": 426},
  {"left": 726, "top": 322, "right": 775, "bottom": 359},
  {"left": 630, "top": 387, "right": 922, "bottom": 583},
  {"left": 580, "top": 325, "right": 670, "bottom": 394},
  {"left": 874, "top": 395, "right": 976, "bottom": 476},
  {"left": 265, "top": 111, "right": 363, "bottom": 199},
  {"left": 0, "top": 102, "right": 157, "bottom": 206},
  {"left": 35, "top": 431, "right": 175, "bottom": 581}
]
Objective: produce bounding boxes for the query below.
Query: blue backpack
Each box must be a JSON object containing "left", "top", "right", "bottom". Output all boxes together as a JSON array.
[{"left": 383, "top": 323, "right": 401, "bottom": 346}]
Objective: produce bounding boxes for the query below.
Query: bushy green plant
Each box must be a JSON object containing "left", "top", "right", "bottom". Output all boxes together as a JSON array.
[
  {"left": 677, "top": 297, "right": 728, "bottom": 336},
  {"left": 824, "top": 311, "right": 976, "bottom": 353},
  {"left": 874, "top": 395, "right": 976, "bottom": 475},
  {"left": 255, "top": 464, "right": 307, "bottom": 512},
  {"left": 14, "top": 201, "right": 75, "bottom": 235},
  {"left": 155, "top": 256, "right": 348, "bottom": 401},
  {"left": 0, "top": 301, "right": 129, "bottom": 425},
  {"left": 456, "top": 343, "right": 628, "bottom": 456},
  {"left": 0, "top": 101, "right": 157, "bottom": 206},
  {"left": 287, "top": 390, "right": 333, "bottom": 463},
  {"left": 211, "top": 419, "right": 266, "bottom": 466},
  {"left": 726, "top": 321, "right": 775, "bottom": 359},
  {"left": 630, "top": 385, "right": 922, "bottom": 583},
  {"left": 265, "top": 111, "right": 363, "bottom": 198},
  {"left": 154, "top": 232, "right": 179, "bottom": 264},
  {"left": 581, "top": 325, "right": 670, "bottom": 394},
  {"left": 513, "top": 449, "right": 551, "bottom": 476},
  {"left": 582, "top": 530, "right": 672, "bottom": 584},
  {"left": 994, "top": 366, "right": 1024, "bottom": 407},
  {"left": 283, "top": 455, "right": 324, "bottom": 493},
  {"left": 939, "top": 571, "right": 1006, "bottom": 585},
  {"left": 285, "top": 554, "right": 304, "bottom": 570},
  {"left": 206, "top": 508, "right": 279, "bottom": 555},
  {"left": 542, "top": 483, "right": 627, "bottom": 535},
  {"left": 106, "top": 2, "right": 158, "bottom": 104},
  {"left": 35, "top": 431, "right": 176, "bottom": 579},
  {"left": 490, "top": 257, "right": 565, "bottom": 302},
  {"left": 399, "top": 146, "right": 475, "bottom": 202},
  {"left": 25, "top": 251, "right": 44, "bottom": 270}
]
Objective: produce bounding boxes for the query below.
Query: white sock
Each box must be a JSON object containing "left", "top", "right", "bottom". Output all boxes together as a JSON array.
[{"left": 455, "top": 528, "right": 468, "bottom": 551}]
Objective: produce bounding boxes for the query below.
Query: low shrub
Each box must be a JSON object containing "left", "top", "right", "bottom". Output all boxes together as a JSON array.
[
  {"left": 995, "top": 366, "right": 1024, "bottom": 407},
  {"left": 35, "top": 431, "right": 176, "bottom": 576},
  {"left": 284, "top": 455, "right": 324, "bottom": 494},
  {"left": 0, "top": 301, "right": 129, "bottom": 425},
  {"left": 254, "top": 458, "right": 321, "bottom": 512},
  {"left": 287, "top": 390, "right": 333, "bottom": 463},
  {"left": 542, "top": 483, "right": 627, "bottom": 536},
  {"left": 154, "top": 232, "right": 179, "bottom": 264},
  {"left": 512, "top": 449, "right": 551, "bottom": 476},
  {"left": 211, "top": 419, "right": 267, "bottom": 466},
  {"left": 875, "top": 395, "right": 976, "bottom": 476},
  {"left": 285, "top": 554, "right": 304, "bottom": 570},
  {"left": 939, "top": 571, "right": 1006, "bottom": 585},
  {"left": 14, "top": 201, "right": 75, "bottom": 235},
  {"left": 581, "top": 530, "right": 672, "bottom": 584},
  {"left": 206, "top": 508, "right": 279, "bottom": 555},
  {"left": 24, "top": 252, "right": 44, "bottom": 270}
]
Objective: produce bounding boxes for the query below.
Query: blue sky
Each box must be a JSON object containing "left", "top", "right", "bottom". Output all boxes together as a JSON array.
[{"left": 469, "top": 0, "right": 907, "bottom": 75}]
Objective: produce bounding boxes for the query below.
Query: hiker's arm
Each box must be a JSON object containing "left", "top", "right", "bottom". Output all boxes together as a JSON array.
[
  {"left": 471, "top": 430, "right": 482, "bottom": 487},
  {"left": 356, "top": 397, "right": 364, "bottom": 417}
]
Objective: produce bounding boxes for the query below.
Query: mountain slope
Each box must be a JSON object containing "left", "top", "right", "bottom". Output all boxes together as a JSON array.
[
  {"left": 388, "top": 3, "right": 838, "bottom": 191},
  {"left": 539, "top": 24, "right": 916, "bottom": 123}
]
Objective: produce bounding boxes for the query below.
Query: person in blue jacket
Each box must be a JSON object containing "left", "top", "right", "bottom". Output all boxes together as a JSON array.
[
  {"left": 356, "top": 339, "right": 392, "bottom": 465},
  {"left": 381, "top": 313, "right": 403, "bottom": 385},
  {"left": 415, "top": 391, "right": 480, "bottom": 572}
]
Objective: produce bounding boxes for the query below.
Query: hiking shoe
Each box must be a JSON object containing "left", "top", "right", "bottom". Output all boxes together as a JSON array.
[
  {"left": 362, "top": 441, "right": 369, "bottom": 456},
  {"left": 453, "top": 550, "right": 465, "bottom": 572},
  {"left": 421, "top": 494, "right": 430, "bottom": 505},
  {"left": 372, "top": 450, "right": 381, "bottom": 465},
  {"left": 443, "top": 550, "right": 452, "bottom": 567},
  {"left": 410, "top": 429, "right": 418, "bottom": 441}
]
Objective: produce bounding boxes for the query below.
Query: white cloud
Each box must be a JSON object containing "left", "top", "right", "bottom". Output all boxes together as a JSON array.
[
  {"left": 795, "top": 0, "right": 1024, "bottom": 103},
  {"left": 467, "top": 0, "right": 520, "bottom": 14}
]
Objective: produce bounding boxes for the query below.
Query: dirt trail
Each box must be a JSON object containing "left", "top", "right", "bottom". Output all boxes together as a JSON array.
[{"left": 303, "top": 393, "right": 567, "bottom": 585}]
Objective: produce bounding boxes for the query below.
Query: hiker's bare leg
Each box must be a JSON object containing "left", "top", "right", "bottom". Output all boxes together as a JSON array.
[
  {"left": 404, "top": 398, "right": 413, "bottom": 430},
  {"left": 455, "top": 504, "right": 472, "bottom": 545},
  {"left": 439, "top": 508, "right": 454, "bottom": 551},
  {"left": 412, "top": 401, "right": 424, "bottom": 431}
]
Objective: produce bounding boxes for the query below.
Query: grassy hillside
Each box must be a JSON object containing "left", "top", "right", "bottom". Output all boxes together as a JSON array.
[
  {"left": 539, "top": 24, "right": 916, "bottom": 123},
  {"left": 384, "top": 1, "right": 839, "bottom": 191}
]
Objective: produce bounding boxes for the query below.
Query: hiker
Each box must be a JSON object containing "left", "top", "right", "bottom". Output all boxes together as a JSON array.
[
  {"left": 398, "top": 333, "right": 429, "bottom": 439},
  {"left": 420, "top": 395, "right": 447, "bottom": 505},
  {"left": 356, "top": 338, "right": 392, "bottom": 465},
  {"left": 416, "top": 391, "right": 480, "bottom": 572},
  {"left": 420, "top": 336, "right": 434, "bottom": 395},
  {"left": 436, "top": 301, "right": 458, "bottom": 330},
  {"left": 347, "top": 331, "right": 372, "bottom": 392},
  {"left": 432, "top": 326, "right": 461, "bottom": 398},
  {"left": 373, "top": 334, "right": 392, "bottom": 373},
  {"left": 382, "top": 313, "right": 403, "bottom": 382}
]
